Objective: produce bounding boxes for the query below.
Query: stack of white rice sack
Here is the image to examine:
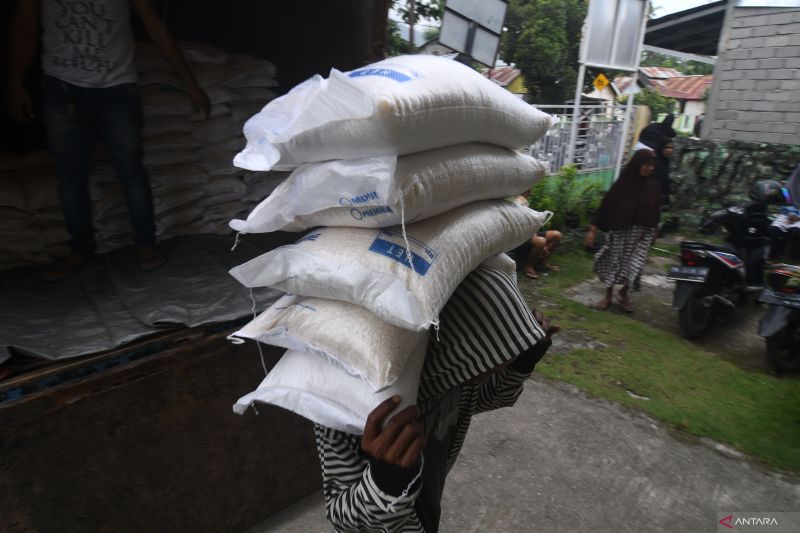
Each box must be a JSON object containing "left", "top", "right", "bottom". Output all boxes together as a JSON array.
[
  {"left": 0, "top": 152, "right": 69, "bottom": 270},
  {"left": 227, "top": 55, "right": 554, "bottom": 434},
  {"left": 0, "top": 41, "right": 285, "bottom": 270}
]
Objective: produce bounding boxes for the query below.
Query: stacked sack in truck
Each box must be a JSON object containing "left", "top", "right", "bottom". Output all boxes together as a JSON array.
[
  {"left": 226, "top": 55, "right": 554, "bottom": 433},
  {"left": 0, "top": 41, "right": 285, "bottom": 271},
  {"left": 127, "top": 41, "right": 285, "bottom": 245},
  {"left": 0, "top": 152, "right": 70, "bottom": 270}
]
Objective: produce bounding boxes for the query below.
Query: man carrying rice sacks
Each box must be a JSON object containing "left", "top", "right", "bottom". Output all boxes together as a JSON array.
[{"left": 227, "top": 54, "right": 560, "bottom": 532}]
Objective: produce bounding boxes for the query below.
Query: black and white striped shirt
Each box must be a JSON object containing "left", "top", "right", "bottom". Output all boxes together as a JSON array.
[{"left": 315, "top": 265, "right": 546, "bottom": 532}]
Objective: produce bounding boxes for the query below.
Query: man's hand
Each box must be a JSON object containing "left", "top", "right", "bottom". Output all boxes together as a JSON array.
[
  {"left": 186, "top": 82, "right": 210, "bottom": 119},
  {"left": 7, "top": 82, "right": 34, "bottom": 123},
  {"left": 361, "top": 396, "right": 425, "bottom": 469},
  {"left": 584, "top": 228, "right": 596, "bottom": 249},
  {"left": 534, "top": 310, "right": 561, "bottom": 342}
]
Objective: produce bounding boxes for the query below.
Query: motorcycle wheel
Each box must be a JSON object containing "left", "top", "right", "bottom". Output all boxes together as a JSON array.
[
  {"left": 679, "top": 284, "right": 713, "bottom": 339},
  {"left": 766, "top": 328, "right": 800, "bottom": 374}
]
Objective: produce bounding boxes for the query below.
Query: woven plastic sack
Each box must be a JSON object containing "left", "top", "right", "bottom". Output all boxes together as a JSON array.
[
  {"left": 482, "top": 253, "right": 518, "bottom": 284},
  {"left": 232, "top": 347, "right": 426, "bottom": 435},
  {"left": 229, "top": 200, "right": 549, "bottom": 330},
  {"left": 233, "top": 293, "right": 428, "bottom": 391},
  {"left": 230, "top": 143, "right": 547, "bottom": 234},
  {"left": 234, "top": 55, "right": 555, "bottom": 171}
]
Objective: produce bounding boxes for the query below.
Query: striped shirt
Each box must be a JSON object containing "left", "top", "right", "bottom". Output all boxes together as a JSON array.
[{"left": 315, "top": 265, "right": 546, "bottom": 532}]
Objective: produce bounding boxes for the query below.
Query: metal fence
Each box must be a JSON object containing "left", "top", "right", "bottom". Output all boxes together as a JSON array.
[{"left": 527, "top": 104, "right": 630, "bottom": 175}]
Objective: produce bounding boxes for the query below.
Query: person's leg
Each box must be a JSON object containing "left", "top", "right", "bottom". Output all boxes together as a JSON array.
[
  {"left": 596, "top": 286, "right": 613, "bottom": 310},
  {"left": 524, "top": 235, "right": 547, "bottom": 278},
  {"left": 769, "top": 225, "right": 788, "bottom": 260},
  {"left": 41, "top": 77, "right": 96, "bottom": 271},
  {"left": 91, "top": 83, "right": 163, "bottom": 268},
  {"left": 540, "top": 230, "right": 562, "bottom": 272},
  {"left": 618, "top": 284, "right": 633, "bottom": 312}
]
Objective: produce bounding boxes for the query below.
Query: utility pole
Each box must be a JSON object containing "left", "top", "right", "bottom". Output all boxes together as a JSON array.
[{"left": 408, "top": 0, "right": 415, "bottom": 52}]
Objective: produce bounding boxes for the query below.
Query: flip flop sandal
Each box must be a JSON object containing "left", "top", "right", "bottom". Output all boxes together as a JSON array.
[
  {"left": 41, "top": 256, "right": 87, "bottom": 283},
  {"left": 594, "top": 299, "right": 611, "bottom": 311}
]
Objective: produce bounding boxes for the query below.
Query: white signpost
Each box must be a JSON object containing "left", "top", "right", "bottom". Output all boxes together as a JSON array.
[
  {"left": 568, "top": 0, "right": 650, "bottom": 179},
  {"left": 438, "top": 0, "right": 508, "bottom": 67}
]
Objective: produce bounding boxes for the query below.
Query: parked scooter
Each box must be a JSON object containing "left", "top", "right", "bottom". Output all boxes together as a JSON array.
[
  {"left": 758, "top": 263, "right": 800, "bottom": 373},
  {"left": 666, "top": 180, "right": 784, "bottom": 339}
]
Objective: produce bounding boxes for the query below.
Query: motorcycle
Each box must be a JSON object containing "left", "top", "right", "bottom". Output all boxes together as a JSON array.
[
  {"left": 758, "top": 263, "right": 800, "bottom": 374},
  {"left": 666, "top": 181, "right": 781, "bottom": 340}
]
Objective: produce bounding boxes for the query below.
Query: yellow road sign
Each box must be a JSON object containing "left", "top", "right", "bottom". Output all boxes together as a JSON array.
[{"left": 593, "top": 73, "right": 610, "bottom": 92}]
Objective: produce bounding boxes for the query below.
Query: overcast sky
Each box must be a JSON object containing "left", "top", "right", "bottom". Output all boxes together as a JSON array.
[
  {"left": 651, "top": 0, "right": 720, "bottom": 17},
  {"left": 391, "top": 1, "right": 721, "bottom": 45}
]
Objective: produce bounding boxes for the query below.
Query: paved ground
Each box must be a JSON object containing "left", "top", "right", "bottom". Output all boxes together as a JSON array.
[{"left": 247, "top": 376, "right": 799, "bottom": 533}]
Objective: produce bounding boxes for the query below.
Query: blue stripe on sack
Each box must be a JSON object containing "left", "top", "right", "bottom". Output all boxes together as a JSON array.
[
  {"left": 348, "top": 67, "right": 414, "bottom": 82},
  {"left": 368, "top": 238, "right": 432, "bottom": 276}
]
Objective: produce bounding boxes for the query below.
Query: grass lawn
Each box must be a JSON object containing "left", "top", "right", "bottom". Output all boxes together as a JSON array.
[{"left": 527, "top": 247, "right": 800, "bottom": 473}]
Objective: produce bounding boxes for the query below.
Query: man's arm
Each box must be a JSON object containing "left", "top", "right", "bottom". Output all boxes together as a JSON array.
[
  {"left": 314, "top": 400, "right": 427, "bottom": 531},
  {"left": 130, "top": 0, "right": 210, "bottom": 117},
  {"left": 474, "top": 311, "right": 558, "bottom": 415},
  {"left": 7, "top": 0, "right": 39, "bottom": 123}
]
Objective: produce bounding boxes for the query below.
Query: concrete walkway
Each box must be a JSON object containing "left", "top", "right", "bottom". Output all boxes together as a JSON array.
[{"left": 246, "top": 375, "right": 800, "bottom": 533}]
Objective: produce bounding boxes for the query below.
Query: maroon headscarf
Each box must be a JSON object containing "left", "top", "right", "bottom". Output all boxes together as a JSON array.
[{"left": 592, "top": 149, "right": 662, "bottom": 231}]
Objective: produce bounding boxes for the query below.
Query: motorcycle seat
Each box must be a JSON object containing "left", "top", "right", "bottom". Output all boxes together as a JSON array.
[
  {"left": 681, "top": 241, "right": 739, "bottom": 255},
  {"left": 708, "top": 243, "right": 739, "bottom": 255}
]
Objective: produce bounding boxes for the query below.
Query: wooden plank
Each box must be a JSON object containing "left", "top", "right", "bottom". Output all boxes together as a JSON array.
[{"left": 0, "top": 331, "right": 322, "bottom": 533}]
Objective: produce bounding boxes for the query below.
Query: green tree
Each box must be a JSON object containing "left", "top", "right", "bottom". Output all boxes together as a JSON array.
[
  {"left": 618, "top": 87, "right": 677, "bottom": 116},
  {"left": 640, "top": 50, "right": 714, "bottom": 76},
  {"left": 392, "top": 0, "right": 444, "bottom": 24},
  {"left": 386, "top": 19, "right": 410, "bottom": 57},
  {"left": 423, "top": 26, "right": 440, "bottom": 43},
  {"left": 501, "top": 0, "right": 586, "bottom": 104}
]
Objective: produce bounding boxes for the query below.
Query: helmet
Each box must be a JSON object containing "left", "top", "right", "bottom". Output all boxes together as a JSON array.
[
  {"left": 787, "top": 163, "right": 800, "bottom": 209},
  {"left": 748, "top": 179, "right": 786, "bottom": 205}
]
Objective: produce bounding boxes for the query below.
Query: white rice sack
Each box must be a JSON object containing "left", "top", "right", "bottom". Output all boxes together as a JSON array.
[
  {"left": 143, "top": 133, "right": 200, "bottom": 153},
  {"left": 141, "top": 85, "right": 237, "bottom": 118},
  {"left": 152, "top": 185, "right": 206, "bottom": 215},
  {"left": 192, "top": 63, "right": 230, "bottom": 87},
  {"left": 234, "top": 55, "right": 555, "bottom": 171},
  {"left": 0, "top": 207, "right": 33, "bottom": 230},
  {"left": 205, "top": 136, "right": 245, "bottom": 154},
  {"left": 0, "top": 177, "right": 27, "bottom": 210},
  {"left": 232, "top": 346, "right": 427, "bottom": 435},
  {"left": 233, "top": 293, "right": 428, "bottom": 391},
  {"left": 229, "top": 87, "right": 278, "bottom": 105},
  {"left": 147, "top": 164, "right": 208, "bottom": 188},
  {"left": 225, "top": 55, "right": 278, "bottom": 88},
  {"left": 482, "top": 253, "right": 518, "bottom": 284},
  {"left": 229, "top": 200, "right": 549, "bottom": 330},
  {"left": 191, "top": 116, "right": 241, "bottom": 143},
  {"left": 200, "top": 178, "right": 246, "bottom": 207},
  {"left": 135, "top": 42, "right": 169, "bottom": 72},
  {"left": 22, "top": 174, "right": 59, "bottom": 210},
  {"left": 230, "top": 103, "right": 266, "bottom": 125},
  {"left": 180, "top": 41, "right": 229, "bottom": 64},
  {"left": 143, "top": 115, "right": 193, "bottom": 138},
  {"left": 189, "top": 104, "right": 230, "bottom": 122},
  {"left": 143, "top": 150, "right": 197, "bottom": 167},
  {"left": 204, "top": 201, "right": 248, "bottom": 223},
  {"left": 230, "top": 143, "right": 547, "bottom": 234},
  {"left": 197, "top": 151, "right": 241, "bottom": 177},
  {"left": 138, "top": 71, "right": 183, "bottom": 89}
]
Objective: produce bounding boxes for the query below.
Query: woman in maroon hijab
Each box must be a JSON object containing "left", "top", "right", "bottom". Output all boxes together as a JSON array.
[{"left": 585, "top": 149, "right": 661, "bottom": 312}]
